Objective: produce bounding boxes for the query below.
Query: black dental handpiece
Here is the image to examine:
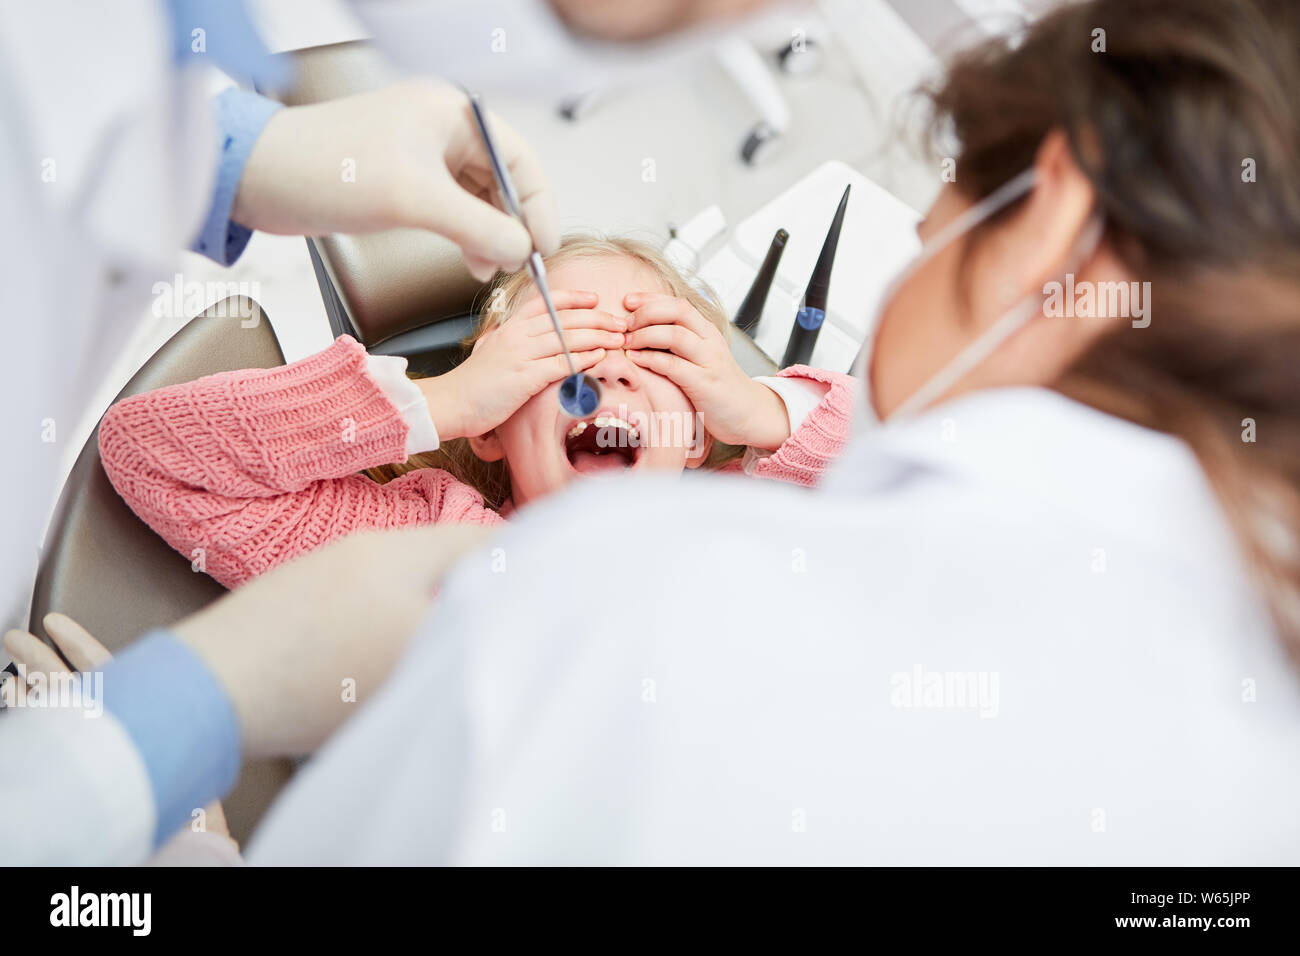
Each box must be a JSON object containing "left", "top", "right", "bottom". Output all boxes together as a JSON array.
[
  {"left": 781, "top": 183, "right": 850, "bottom": 368},
  {"left": 733, "top": 227, "right": 789, "bottom": 336}
]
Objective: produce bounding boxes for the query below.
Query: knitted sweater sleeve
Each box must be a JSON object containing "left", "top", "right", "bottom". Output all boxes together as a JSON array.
[
  {"left": 719, "top": 365, "right": 857, "bottom": 486},
  {"left": 98, "top": 335, "right": 503, "bottom": 589}
]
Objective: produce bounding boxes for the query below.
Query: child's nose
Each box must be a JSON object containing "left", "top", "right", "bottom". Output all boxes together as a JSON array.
[{"left": 591, "top": 346, "right": 639, "bottom": 390}]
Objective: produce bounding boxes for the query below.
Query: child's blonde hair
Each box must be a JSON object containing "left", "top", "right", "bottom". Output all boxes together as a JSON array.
[{"left": 369, "top": 235, "right": 741, "bottom": 507}]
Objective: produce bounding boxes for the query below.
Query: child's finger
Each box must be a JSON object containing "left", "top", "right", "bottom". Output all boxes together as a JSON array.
[
  {"left": 545, "top": 349, "right": 607, "bottom": 382},
  {"left": 43, "top": 613, "right": 112, "bottom": 671},
  {"left": 624, "top": 294, "right": 713, "bottom": 338},
  {"left": 513, "top": 289, "right": 599, "bottom": 320},
  {"left": 624, "top": 324, "right": 707, "bottom": 364},
  {"left": 627, "top": 348, "right": 698, "bottom": 385},
  {"left": 3, "top": 629, "right": 68, "bottom": 676},
  {"left": 526, "top": 328, "right": 624, "bottom": 358},
  {"left": 522, "top": 308, "right": 627, "bottom": 337}
]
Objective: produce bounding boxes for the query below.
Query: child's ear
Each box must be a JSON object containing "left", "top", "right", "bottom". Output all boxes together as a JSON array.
[
  {"left": 684, "top": 430, "right": 714, "bottom": 470},
  {"left": 468, "top": 431, "right": 505, "bottom": 462}
]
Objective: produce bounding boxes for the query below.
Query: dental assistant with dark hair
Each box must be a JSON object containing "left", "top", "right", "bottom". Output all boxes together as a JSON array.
[{"left": 249, "top": 0, "right": 1300, "bottom": 863}]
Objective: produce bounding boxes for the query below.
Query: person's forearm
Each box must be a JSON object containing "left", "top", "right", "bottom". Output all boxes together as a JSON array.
[
  {"left": 737, "top": 379, "right": 795, "bottom": 452},
  {"left": 100, "top": 336, "right": 412, "bottom": 500},
  {"left": 415, "top": 367, "right": 471, "bottom": 442},
  {"left": 230, "top": 101, "right": 348, "bottom": 236},
  {"left": 171, "top": 523, "right": 495, "bottom": 758},
  {"left": 742, "top": 367, "right": 855, "bottom": 485}
]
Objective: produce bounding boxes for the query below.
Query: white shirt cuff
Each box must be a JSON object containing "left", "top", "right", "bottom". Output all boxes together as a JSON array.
[
  {"left": 366, "top": 354, "right": 440, "bottom": 455},
  {"left": 742, "top": 376, "right": 831, "bottom": 474}
]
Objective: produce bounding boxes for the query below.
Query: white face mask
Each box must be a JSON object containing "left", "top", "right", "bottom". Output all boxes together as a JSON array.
[{"left": 853, "top": 169, "right": 1104, "bottom": 426}]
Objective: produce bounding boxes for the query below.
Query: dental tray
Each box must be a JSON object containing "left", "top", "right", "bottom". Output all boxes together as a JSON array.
[{"left": 698, "top": 160, "right": 921, "bottom": 373}]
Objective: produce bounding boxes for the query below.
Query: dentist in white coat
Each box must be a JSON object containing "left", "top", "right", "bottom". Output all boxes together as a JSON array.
[
  {"left": 250, "top": 0, "right": 1300, "bottom": 864},
  {"left": 0, "top": 0, "right": 553, "bottom": 863}
]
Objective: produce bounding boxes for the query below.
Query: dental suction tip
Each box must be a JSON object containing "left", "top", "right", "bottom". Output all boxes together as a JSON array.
[{"left": 559, "top": 374, "right": 601, "bottom": 418}]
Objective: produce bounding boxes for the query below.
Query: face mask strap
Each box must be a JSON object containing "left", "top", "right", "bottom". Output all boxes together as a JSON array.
[
  {"left": 890, "top": 207, "right": 1106, "bottom": 420},
  {"left": 851, "top": 169, "right": 1038, "bottom": 380},
  {"left": 907, "top": 168, "right": 1039, "bottom": 274}
]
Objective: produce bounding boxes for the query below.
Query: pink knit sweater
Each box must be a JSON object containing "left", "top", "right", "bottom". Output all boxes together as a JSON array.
[{"left": 99, "top": 335, "right": 856, "bottom": 589}]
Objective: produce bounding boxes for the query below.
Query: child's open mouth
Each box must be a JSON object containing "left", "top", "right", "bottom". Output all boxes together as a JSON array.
[{"left": 564, "top": 413, "right": 642, "bottom": 475}]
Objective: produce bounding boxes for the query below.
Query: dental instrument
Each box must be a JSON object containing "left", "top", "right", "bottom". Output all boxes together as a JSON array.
[
  {"left": 781, "top": 184, "right": 850, "bottom": 367},
  {"left": 465, "top": 91, "right": 600, "bottom": 418},
  {"left": 733, "top": 227, "right": 789, "bottom": 336}
]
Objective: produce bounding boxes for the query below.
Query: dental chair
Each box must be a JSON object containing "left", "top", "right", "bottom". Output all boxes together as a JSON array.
[{"left": 27, "top": 41, "right": 493, "bottom": 847}]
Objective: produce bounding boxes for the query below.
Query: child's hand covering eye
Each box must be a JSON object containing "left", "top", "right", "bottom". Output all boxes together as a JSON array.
[
  {"left": 623, "top": 293, "right": 790, "bottom": 450},
  {"left": 426, "top": 290, "right": 627, "bottom": 440}
]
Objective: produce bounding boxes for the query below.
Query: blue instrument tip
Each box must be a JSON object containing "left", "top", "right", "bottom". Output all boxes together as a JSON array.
[{"left": 559, "top": 374, "right": 601, "bottom": 418}]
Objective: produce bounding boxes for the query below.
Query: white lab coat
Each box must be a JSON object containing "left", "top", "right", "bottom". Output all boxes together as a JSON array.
[
  {"left": 0, "top": 1, "right": 214, "bottom": 625},
  {"left": 0, "top": 1, "right": 217, "bottom": 863},
  {"left": 250, "top": 386, "right": 1300, "bottom": 864}
]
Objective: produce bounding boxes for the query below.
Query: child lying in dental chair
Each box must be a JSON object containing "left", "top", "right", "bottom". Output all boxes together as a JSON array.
[{"left": 98, "top": 236, "right": 855, "bottom": 588}]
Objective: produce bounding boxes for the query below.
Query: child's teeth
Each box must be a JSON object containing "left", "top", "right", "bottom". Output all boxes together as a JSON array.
[{"left": 567, "top": 416, "right": 638, "bottom": 441}]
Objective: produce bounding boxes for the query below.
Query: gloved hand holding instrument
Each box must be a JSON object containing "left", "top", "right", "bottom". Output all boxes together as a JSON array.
[{"left": 464, "top": 90, "right": 602, "bottom": 418}]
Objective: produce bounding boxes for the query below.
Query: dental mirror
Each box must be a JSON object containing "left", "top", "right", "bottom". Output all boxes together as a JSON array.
[
  {"left": 559, "top": 373, "right": 601, "bottom": 418},
  {"left": 465, "top": 90, "right": 603, "bottom": 418}
]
